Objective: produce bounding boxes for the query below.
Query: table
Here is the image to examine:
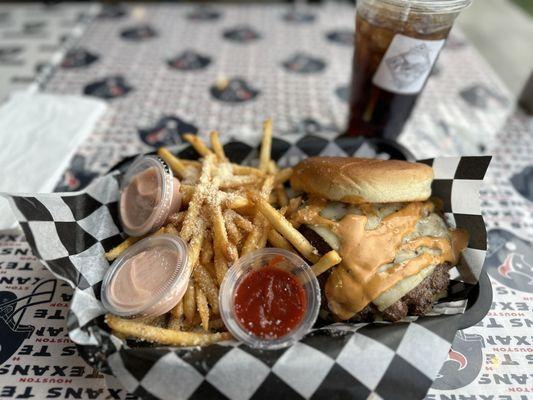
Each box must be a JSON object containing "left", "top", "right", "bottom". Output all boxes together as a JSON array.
[{"left": 1, "top": 3, "right": 532, "bottom": 400}]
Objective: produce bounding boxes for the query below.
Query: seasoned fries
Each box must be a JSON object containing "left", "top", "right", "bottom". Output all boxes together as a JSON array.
[{"left": 106, "top": 119, "right": 351, "bottom": 348}]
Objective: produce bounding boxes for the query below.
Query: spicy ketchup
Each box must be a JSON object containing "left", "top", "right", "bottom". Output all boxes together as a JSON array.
[{"left": 233, "top": 257, "right": 307, "bottom": 339}]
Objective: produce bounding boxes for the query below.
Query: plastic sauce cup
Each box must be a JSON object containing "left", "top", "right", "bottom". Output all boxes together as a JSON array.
[
  {"left": 219, "top": 248, "right": 321, "bottom": 350},
  {"left": 119, "top": 155, "right": 181, "bottom": 237},
  {"left": 101, "top": 234, "right": 190, "bottom": 318}
]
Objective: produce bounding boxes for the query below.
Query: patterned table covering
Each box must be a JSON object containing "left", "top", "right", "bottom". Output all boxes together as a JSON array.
[{"left": 1, "top": 3, "right": 532, "bottom": 400}]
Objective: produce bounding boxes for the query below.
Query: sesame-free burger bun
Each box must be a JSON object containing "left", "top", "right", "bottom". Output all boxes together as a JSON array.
[{"left": 290, "top": 157, "right": 434, "bottom": 204}]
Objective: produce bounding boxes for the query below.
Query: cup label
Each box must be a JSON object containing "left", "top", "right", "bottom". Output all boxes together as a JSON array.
[{"left": 372, "top": 34, "right": 445, "bottom": 95}]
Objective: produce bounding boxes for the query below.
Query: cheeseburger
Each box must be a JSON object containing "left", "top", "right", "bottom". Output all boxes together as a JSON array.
[{"left": 290, "top": 157, "right": 468, "bottom": 322}]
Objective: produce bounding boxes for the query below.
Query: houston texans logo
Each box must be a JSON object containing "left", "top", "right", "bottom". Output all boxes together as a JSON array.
[
  {"left": 433, "top": 332, "right": 484, "bottom": 390},
  {"left": 83, "top": 76, "right": 133, "bottom": 99},
  {"left": 0, "top": 46, "right": 23, "bottom": 64},
  {"left": 61, "top": 48, "right": 99, "bottom": 68},
  {"left": 186, "top": 7, "right": 221, "bottom": 21},
  {"left": 138, "top": 116, "right": 198, "bottom": 148},
  {"left": 510, "top": 165, "right": 533, "bottom": 202},
  {"left": 98, "top": 4, "right": 127, "bottom": 19},
  {"left": 55, "top": 155, "right": 98, "bottom": 192},
  {"left": 0, "top": 280, "right": 56, "bottom": 366},
  {"left": 335, "top": 85, "right": 349, "bottom": 103},
  {"left": 120, "top": 25, "right": 157, "bottom": 41},
  {"left": 485, "top": 229, "right": 533, "bottom": 293},
  {"left": 283, "top": 53, "right": 326, "bottom": 74},
  {"left": 282, "top": 10, "right": 316, "bottom": 23},
  {"left": 210, "top": 77, "right": 260, "bottom": 103},
  {"left": 223, "top": 26, "right": 261, "bottom": 43},
  {"left": 325, "top": 30, "right": 354, "bottom": 46},
  {"left": 167, "top": 51, "right": 211, "bottom": 71},
  {"left": 460, "top": 85, "right": 508, "bottom": 109}
]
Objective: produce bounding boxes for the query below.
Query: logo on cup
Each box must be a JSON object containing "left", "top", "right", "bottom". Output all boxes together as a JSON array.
[
  {"left": 138, "top": 116, "right": 199, "bottom": 148},
  {"left": 210, "top": 77, "right": 260, "bottom": 103},
  {"left": 485, "top": 229, "right": 533, "bottom": 293},
  {"left": 0, "top": 280, "right": 56, "bottom": 365},
  {"left": 433, "top": 332, "right": 484, "bottom": 390},
  {"left": 386, "top": 44, "right": 431, "bottom": 89},
  {"left": 83, "top": 76, "right": 133, "bottom": 99}
]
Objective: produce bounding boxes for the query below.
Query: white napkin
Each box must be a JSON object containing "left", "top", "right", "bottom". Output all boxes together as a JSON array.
[{"left": 0, "top": 91, "right": 107, "bottom": 230}]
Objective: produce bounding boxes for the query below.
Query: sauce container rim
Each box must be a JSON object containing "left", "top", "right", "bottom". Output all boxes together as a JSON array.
[
  {"left": 219, "top": 248, "right": 321, "bottom": 350},
  {"left": 119, "top": 155, "right": 176, "bottom": 237},
  {"left": 101, "top": 234, "right": 190, "bottom": 317}
]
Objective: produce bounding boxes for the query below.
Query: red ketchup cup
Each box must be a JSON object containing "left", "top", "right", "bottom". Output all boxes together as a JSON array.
[
  {"left": 119, "top": 155, "right": 181, "bottom": 237},
  {"left": 219, "top": 248, "right": 320, "bottom": 349},
  {"left": 101, "top": 234, "right": 190, "bottom": 317}
]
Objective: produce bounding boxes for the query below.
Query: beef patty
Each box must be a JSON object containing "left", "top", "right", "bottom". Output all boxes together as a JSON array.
[{"left": 299, "top": 225, "right": 451, "bottom": 322}]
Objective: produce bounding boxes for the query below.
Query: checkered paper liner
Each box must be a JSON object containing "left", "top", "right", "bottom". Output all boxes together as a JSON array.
[{"left": 3, "top": 138, "right": 491, "bottom": 400}]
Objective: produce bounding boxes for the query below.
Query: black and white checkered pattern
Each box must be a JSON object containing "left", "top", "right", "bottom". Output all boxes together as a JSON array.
[{"left": 5, "top": 138, "right": 491, "bottom": 400}]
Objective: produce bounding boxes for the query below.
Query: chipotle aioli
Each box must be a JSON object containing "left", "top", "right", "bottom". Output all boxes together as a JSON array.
[{"left": 119, "top": 156, "right": 181, "bottom": 237}]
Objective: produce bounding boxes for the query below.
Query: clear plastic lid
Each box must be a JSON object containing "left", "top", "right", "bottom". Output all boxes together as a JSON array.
[
  {"left": 219, "top": 248, "right": 321, "bottom": 350},
  {"left": 101, "top": 234, "right": 190, "bottom": 318},
  {"left": 119, "top": 155, "right": 181, "bottom": 237}
]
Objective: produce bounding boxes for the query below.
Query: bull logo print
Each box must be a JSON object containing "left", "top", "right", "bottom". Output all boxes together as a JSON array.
[
  {"left": 283, "top": 53, "right": 326, "bottom": 74},
  {"left": 282, "top": 10, "right": 316, "bottom": 23},
  {"left": 138, "top": 116, "right": 199, "bottom": 148},
  {"left": 61, "top": 48, "right": 99, "bottom": 68},
  {"left": 55, "top": 155, "right": 98, "bottom": 192},
  {"left": 223, "top": 26, "right": 261, "bottom": 43},
  {"left": 186, "top": 7, "right": 221, "bottom": 21},
  {"left": 83, "top": 76, "right": 133, "bottom": 99},
  {"left": 460, "top": 84, "right": 508, "bottom": 109},
  {"left": 385, "top": 44, "right": 431, "bottom": 89},
  {"left": 510, "top": 166, "right": 533, "bottom": 202},
  {"left": 120, "top": 25, "right": 157, "bottom": 41},
  {"left": 0, "top": 280, "right": 56, "bottom": 366},
  {"left": 325, "top": 30, "right": 354, "bottom": 46},
  {"left": 210, "top": 77, "right": 260, "bottom": 103},
  {"left": 485, "top": 229, "right": 533, "bottom": 293},
  {"left": 433, "top": 332, "right": 484, "bottom": 390},
  {"left": 167, "top": 51, "right": 211, "bottom": 71}
]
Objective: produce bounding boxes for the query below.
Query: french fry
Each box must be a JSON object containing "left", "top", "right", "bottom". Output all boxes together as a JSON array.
[
  {"left": 168, "top": 211, "right": 186, "bottom": 228},
  {"left": 210, "top": 192, "right": 233, "bottom": 261},
  {"left": 242, "top": 176, "right": 274, "bottom": 255},
  {"left": 219, "top": 175, "right": 257, "bottom": 189},
  {"left": 158, "top": 147, "right": 188, "bottom": 178},
  {"left": 168, "top": 302, "right": 184, "bottom": 331},
  {"left": 233, "top": 165, "right": 263, "bottom": 176},
  {"left": 287, "top": 196, "right": 303, "bottom": 216},
  {"left": 210, "top": 131, "right": 227, "bottom": 162},
  {"left": 164, "top": 224, "right": 179, "bottom": 236},
  {"left": 276, "top": 185, "right": 289, "bottom": 207},
  {"left": 253, "top": 196, "right": 320, "bottom": 263},
  {"left": 183, "top": 280, "right": 196, "bottom": 324},
  {"left": 180, "top": 184, "right": 194, "bottom": 203},
  {"left": 209, "top": 319, "right": 227, "bottom": 331},
  {"left": 195, "top": 284, "right": 210, "bottom": 331},
  {"left": 200, "top": 230, "right": 214, "bottom": 266},
  {"left": 204, "top": 262, "right": 217, "bottom": 282},
  {"left": 106, "top": 315, "right": 231, "bottom": 346},
  {"left": 224, "top": 210, "right": 242, "bottom": 244},
  {"left": 183, "top": 134, "right": 213, "bottom": 157},
  {"left": 221, "top": 192, "right": 250, "bottom": 209},
  {"left": 311, "top": 250, "right": 342, "bottom": 276},
  {"left": 213, "top": 247, "right": 228, "bottom": 287},
  {"left": 105, "top": 237, "right": 140, "bottom": 261},
  {"left": 275, "top": 168, "right": 293, "bottom": 185},
  {"left": 267, "top": 229, "right": 294, "bottom": 252},
  {"left": 180, "top": 154, "right": 215, "bottom": 241},
  {"left": 268, "top": 160, "right": 278, "bottom": 174},
  {"left": 193, "top": 264, "right": 219, "bottom": 315},
  {"left": 259, "top": 118, "right": 273, "bottom": 172}
]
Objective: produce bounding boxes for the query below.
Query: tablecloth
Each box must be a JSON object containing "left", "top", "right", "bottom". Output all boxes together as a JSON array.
[{"left": 0, "top": 3, "right": 532, "bottom": 400}]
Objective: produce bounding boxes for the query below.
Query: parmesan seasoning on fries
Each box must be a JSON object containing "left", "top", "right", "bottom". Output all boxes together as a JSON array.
[{"left": 103, "top": 119, "right": 326, "bottom": 348}]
